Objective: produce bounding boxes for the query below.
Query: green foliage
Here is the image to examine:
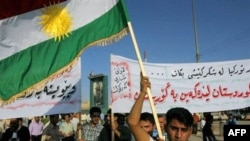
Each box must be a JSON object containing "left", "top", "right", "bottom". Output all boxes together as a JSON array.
[{"left": 41, "top": 117, "right": 50, "bottom": 124}]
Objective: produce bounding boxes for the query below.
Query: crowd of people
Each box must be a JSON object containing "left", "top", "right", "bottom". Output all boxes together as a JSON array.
[
  {"left": 0, "top": 113, "right": 80, "bottom": 141},
  {"left": 0, "top": 75, "right": 239, "bottom": 141}
]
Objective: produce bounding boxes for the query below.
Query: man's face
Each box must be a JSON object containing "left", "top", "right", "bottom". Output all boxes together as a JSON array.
[
  {"left": 158, "top": 117, "right": 166, "bottom": 132},
  {"left": 10, "top": 119, "right": 19, "bottom": 131},
  {"left": 34, "top": 116, "right": 40, "bottom": 122},
  {"left": 65, "top": 115, "right": 71, "bottom": 122},
  {"left": 139, "top": 120, "right": 155, "bottom": 134},
  {"left": 91, "top": 112, "right": 101, "bottom": 125},
  {"left": 106, "top": 114, "right": 111, "bottom": 124},
  {"left": 52, "top": 115, "right": 59, "bottom": 125},
  {"left": 166, "top": 119, "right": 192, "bottom": 141}
]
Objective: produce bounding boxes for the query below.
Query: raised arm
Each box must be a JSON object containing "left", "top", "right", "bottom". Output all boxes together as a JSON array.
[{"left": 127, "top": 74, "right": 151, "bottom": 141}]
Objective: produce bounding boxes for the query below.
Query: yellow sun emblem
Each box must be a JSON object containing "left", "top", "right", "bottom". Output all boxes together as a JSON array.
[{"left": 39, "top": 3, "right": 73, "bottom": 41}]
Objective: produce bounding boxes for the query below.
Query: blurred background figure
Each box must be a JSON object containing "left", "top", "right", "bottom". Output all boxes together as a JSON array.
[
  {"left": 219, "top": 111, "right": 228, "bottom": 135},
  {"left": 226, "top": 113, "right": 237, "bottom": 125},
  {"left": 98, "top": 109, "right": 112, "bottom": 141},
  {"left": 29, "top": 116, "right": 44, "bottom": 141},
  {"left": 80, "top": 107, "right": 103, "bottom": 141},
  {"left": 42, "top": 114, "right": 60, "bottom": 141},
  {"left": 157, "top": 114, "right": 167, "bottom": 138},
  {"left": 202, "top": 114, "right": 216, "bottom": 141},
  {"left": 112, "top": 113, "right": 131, "bottom": 141},
  {"left": 1, "top": 118, "right": 30, "bottom": 141},
  {"left": 59, "top": 114, "right": 75, "bottom": 141},
  {"left": 192, "top": 113, "right": 200, "bottom": 134},
  {"left": 200, "top": 116, "right": 206, "bottom": 137}
]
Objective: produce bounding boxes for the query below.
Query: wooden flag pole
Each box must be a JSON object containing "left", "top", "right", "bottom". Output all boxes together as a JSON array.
[{"left": 127, "top": 21, "right": 164, "bottom": 140}]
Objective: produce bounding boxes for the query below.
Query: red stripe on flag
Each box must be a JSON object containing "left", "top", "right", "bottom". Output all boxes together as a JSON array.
[{"left": 0, "top": 0, "right": 66, "bottom": 20}]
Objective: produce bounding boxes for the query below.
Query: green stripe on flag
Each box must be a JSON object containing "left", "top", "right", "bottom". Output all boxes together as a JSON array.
[{"left": 0, "top": 0, "right": 128, "bottom": 101}]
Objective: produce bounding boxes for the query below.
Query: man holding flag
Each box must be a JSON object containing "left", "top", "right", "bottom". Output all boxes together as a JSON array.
[{"left": 127, "top": 75, "right": 193, "bottom": 141}]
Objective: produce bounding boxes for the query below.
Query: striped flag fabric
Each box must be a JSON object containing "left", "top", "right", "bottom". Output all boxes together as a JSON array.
[{"left": 0, "top": 0, "right": 129, "bottom": 104}]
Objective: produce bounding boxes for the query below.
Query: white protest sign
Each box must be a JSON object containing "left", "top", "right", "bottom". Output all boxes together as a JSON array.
[{"left": 111, "top": 54, "right": 250, "bottom": 113}]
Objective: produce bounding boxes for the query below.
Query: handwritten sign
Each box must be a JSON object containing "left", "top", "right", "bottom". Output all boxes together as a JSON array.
[
  {"left": 0, "top": 60, "right": 81, "bottom": 119},
  {"left": 110, "top": 54, "right": 250, "bottom": 113}
]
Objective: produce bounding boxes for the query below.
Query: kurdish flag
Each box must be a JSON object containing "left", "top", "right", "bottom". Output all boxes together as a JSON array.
[{"left": 0, "top": 0, "right": 129, "bottom": 104}]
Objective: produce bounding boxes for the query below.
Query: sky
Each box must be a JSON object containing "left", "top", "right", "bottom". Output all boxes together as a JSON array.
[{"left": 80, "top": 0, "right": 250, "bottom": 103}]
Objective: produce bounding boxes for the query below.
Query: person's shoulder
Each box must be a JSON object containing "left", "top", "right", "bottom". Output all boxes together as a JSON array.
[
  {"left": 60, "top": 121, "right": 66, "bottom": 126},
  {"left": 20, "top": 125, "right": 29, "bottom": 130},
  {"left": 4, "top": 127, "right": 12, "bottom": 133},
  {"left": 43, "top": 124, "right": 51, "bottom": 131},
  {"left": 47, "top": 123, "right": 57, "bottom": 129},
  {"left": 97, "top": 124, "right": 104, "bottom": 128},
  {"left": 82, "top": 122, "right": 91, "bottom": 128},
  {"left": 82, "top": 122, "right": 89, "bottom": 126}
]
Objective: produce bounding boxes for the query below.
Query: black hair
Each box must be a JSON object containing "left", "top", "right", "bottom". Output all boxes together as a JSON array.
[
  {"left": 166, "top": 107, "right": 193, "bottom": 127},
  {"left": 140, "top": 112, "right": 155, "bottom": 124},
  {"left": 90, "top": 106, "right": 101, "bottom": 115},
  {"left": 204, "top": 113, "right": 214, "bottom": 124},
  {"left": 114, "top": 113, "right": 126, "bottom": 125},
  {"left": 49, "top": 114, "right": 59, "bottom": 119},
  {"left": 17, "top": 118, "right": 23, "bottom": 122},
  {"left": 107, "top": 109, "right": 111, "bottom": 114},
  {"left": 157, "top": 114, "right": 165, "bottom": 118},
  {"left": 62, "top": 113, "right": 71, "bottom": 119}
]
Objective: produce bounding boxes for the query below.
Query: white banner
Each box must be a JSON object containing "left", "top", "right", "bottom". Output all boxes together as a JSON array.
[
  {"left": 0, "top": 60, "right": 81, "bottom": 119},
  {"left": 111, "top": 54, "right": 250, "bottom": 113}
]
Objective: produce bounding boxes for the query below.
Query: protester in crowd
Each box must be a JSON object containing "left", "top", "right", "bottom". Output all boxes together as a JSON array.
[
  {"left": 70, "top": 113, "right": 80, "bottom": 132},
  {"left": 219, "top": 112, "right": 228, "bottom": 124},
  {"left": 112, "top": 113, "right": 131, "bottom": 141},
  {"left": 200, "top": 116, "right": 206, "bottom": 137},
  {"left": 81, "top": 112, "right": 88, "bottom": 124},
  {"left": 29, "top": 116, "right": 44, "bottom": 141},
  {"left": 165, "top": 108, "right": 193, "bottom": 141},
  {"left": 70, "top": 113, "right": 79, "bottom": 140},
  {"left": 80, "top": 106, "right": 103, "bottom": 141},
  {"left": 202, "top": 114, "right": 216, "bottom": 141},
  {"left": 219, "top": 111, "right": 228, "bottom": 135},
  {"left": 157, "top": 114, "right": 167, "bottom": 138},
  {"left": 141, "top": 112, "right": 159, "bottom": 140},
  {"left": 59, "top": 114, "right": 75, "bottom": 141},
  {"left": 127, "top": 74, "right": 193, "bottom": 141},
  {"left": 76, "top": 122, "right": 83, "bottom": 140},
  {"left": 98, "top": 109, "right": 112, "bottom": 141},
  {"left": 42, "top": 114, "right": 60, "bottom": 141},
  {"left": 225, "top": 113, "right": 237, "bottom": 125},
  {"left": 192, "top": 113, "right": 200, "bottom": 134},
  {"left": 124, "top": 114, "right": 136, "bottom": 141},
  {"left": 1, "top": 118, "right": 30, "bottom": 141}
]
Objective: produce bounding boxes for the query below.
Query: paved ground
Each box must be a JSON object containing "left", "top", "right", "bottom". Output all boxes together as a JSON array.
[
  {"left": 189, "top": 132, "right": 223, "bottom": 141},
  {"left": 188, "top": 120, "right": 250, "bottom": 141}
]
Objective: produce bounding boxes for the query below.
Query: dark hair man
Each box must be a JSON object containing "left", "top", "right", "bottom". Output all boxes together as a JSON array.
[
  {"left": 80, "top": 106, "right": 103, "bottom": 141},
  {"left": 1, "top": 118, "right": 30, "bottom": 141},
  {"left": 127, "top": 75, "right": 193, "bottom": 141}
]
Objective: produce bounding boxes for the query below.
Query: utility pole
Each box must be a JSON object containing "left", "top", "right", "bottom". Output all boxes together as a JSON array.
[
  {"left": 192, "top": 0, "right": 200, "bottom": 63},
  {"left": 144, "top": 50, "right": 147, "bottom": 62}
]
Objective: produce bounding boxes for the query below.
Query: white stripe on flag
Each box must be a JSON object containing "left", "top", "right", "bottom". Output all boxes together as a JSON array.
[{"left": 0, "top": 0, "right": 118, "bottom": 60}]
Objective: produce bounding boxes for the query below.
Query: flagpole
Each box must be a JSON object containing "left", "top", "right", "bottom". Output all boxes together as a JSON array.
[
  {"left": 127, "top": 21, "right": 164, "bottom": 140},
  {"left": 192, "top": 0, "right": 200, "bottom": 63},
  {"left": 120, "top": 0, "right": 163, "bottom": 139}
]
